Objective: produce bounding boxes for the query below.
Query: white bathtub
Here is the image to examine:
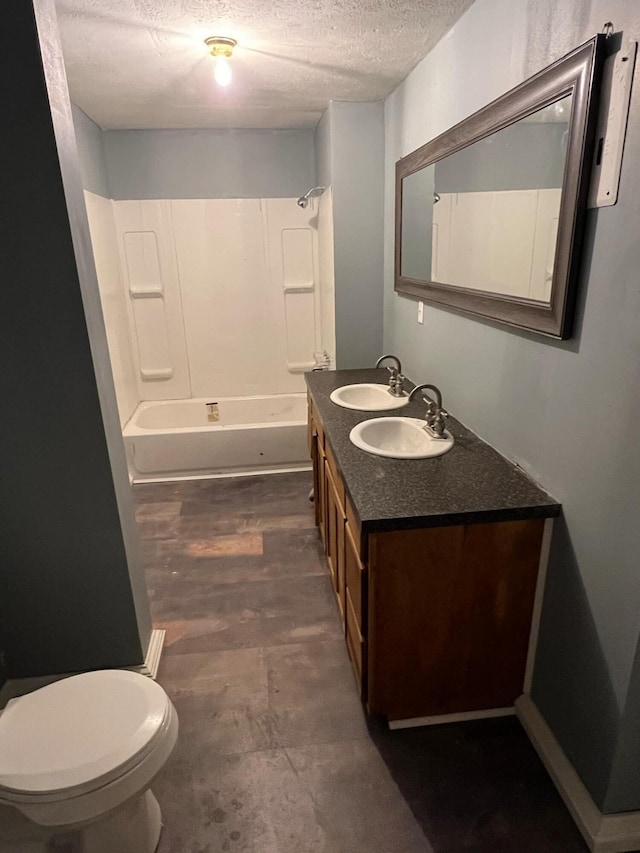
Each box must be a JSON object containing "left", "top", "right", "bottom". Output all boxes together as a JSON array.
[{"left": 123, "top": 394, "right": 310, "bottom": 482}]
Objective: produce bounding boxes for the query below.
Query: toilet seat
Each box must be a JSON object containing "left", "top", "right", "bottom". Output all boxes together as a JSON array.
[{"left": 0, "top": 671, "right": 171, "bottom": 802}]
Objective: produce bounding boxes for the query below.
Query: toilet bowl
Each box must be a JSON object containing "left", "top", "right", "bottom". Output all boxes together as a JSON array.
[{"left": 0, "top": 670, "right": 178, "bottom": 853}]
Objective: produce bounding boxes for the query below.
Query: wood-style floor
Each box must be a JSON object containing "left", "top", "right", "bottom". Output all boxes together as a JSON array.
[{"left": 135, "top": 471, "right": 588, "bottom": 853}]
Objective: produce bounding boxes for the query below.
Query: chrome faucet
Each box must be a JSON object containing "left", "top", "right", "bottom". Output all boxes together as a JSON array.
[
  {"left": 409, "top": 384, "right": 449, "bottom": 439},
  {"left": 375, "top": 354, "right": 405, "bottom": 397}
]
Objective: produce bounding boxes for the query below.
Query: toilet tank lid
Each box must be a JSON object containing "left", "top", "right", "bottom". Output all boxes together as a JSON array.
[{"left": 0, "top": 670, "right": 170, "bottom": 795}]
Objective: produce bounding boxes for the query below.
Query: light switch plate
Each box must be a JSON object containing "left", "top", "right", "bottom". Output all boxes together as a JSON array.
[
  {"left": 417, "top": 301, "right": 424, "bottom": 324},
  {"left": 588, "top": 38, "right": 637, "bottom": 208}
]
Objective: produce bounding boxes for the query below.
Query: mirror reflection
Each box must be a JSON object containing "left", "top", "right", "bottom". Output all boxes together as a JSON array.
[{"left": 400, "top": 94, "right": 572, "bottom": 302}]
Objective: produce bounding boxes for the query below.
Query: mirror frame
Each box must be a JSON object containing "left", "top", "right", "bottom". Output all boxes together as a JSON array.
[{"left": 394, "top": 36, "right": 605, "bottom": 339}]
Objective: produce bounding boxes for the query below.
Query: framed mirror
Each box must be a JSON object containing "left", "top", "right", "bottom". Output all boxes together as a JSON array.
[{"left": 395, "top": 36, "right": 605, "bottom": 339}]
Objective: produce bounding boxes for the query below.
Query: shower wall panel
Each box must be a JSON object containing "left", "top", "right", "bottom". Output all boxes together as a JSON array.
[
  {"left": 170, "top": 198, "right": 324, "bottom": 398},
  {"left": 100, "top": 197, "right": 332, "bottom": 406},
  {"left": 113, "top": 201, "right": 191, "bottom": 401},
  {"left": 263, "top": 198, "right": 322, "bottom": 378},
  {"left": 84, "top": 191, "right": 138, "bottom": 426}
]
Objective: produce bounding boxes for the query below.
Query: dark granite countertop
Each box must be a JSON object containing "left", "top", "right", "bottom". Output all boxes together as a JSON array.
[{"left": 306, "top": 368, "right": 560, "bottom": 533}]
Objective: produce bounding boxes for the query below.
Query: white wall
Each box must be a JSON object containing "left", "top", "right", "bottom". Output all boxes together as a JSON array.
[
  {"left": 383, "top": 0, "right": 640, "bottom": 813},
  {"left": 84, "top": 192, "right": 138, "bottom": 425}
]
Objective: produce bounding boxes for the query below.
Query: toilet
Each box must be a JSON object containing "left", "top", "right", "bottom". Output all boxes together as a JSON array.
[{"left": 0, "top": 669, "right": 178, "bottom": 853}]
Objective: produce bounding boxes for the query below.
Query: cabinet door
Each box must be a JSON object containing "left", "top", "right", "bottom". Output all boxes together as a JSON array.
[
  {"left": 367, "top": 520, "right": 544, "bottom": 720},
  {"left": 325, "top": 465, "right": 346, "bottom": 618}
]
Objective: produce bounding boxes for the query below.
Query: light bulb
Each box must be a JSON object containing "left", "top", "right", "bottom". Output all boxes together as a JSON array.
[{"left": 214, "top": 55, "right": 232, "bottom": 87}]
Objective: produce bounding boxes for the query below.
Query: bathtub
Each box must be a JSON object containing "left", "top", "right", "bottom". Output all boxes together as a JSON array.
[{"left": 123, "top": 394, "right": 310, "bottom": 482}]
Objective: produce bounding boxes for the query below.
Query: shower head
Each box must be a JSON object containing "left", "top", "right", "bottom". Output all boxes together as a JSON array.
[{"left": 296, "top": 186, "right": 326, "bottom": 208}]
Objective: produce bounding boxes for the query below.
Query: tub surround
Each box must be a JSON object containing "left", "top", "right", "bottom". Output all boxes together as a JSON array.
[
  {"left": 306, "top": 368, "right": 560, "bottom": 532},
  {"left": 306, "top": 368, "right": 559, "bottom": 725}
]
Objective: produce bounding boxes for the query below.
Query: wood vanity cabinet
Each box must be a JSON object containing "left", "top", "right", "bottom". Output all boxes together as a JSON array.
[{"left": 308, "top": 393, "right": 547, "bottom": 724}]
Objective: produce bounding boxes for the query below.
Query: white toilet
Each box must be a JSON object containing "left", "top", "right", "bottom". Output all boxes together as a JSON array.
[{"left": 0, "top": 669, "right": 178, "bottom": 853}]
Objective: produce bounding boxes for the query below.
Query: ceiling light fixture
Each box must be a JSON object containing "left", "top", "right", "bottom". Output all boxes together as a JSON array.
[{"left": 205, "top": 36, "right": 237, "bottom": 88}]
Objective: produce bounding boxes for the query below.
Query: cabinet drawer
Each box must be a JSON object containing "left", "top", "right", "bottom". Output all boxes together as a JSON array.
[
  {"left": 345, "top": 523, "right": 366, "bottom": 631},
  {"left": 325, "top": 441, "right": 345, "bottom": 510},
  {"left": 346, "top": 587, "right": 365, "bottom": 694}
]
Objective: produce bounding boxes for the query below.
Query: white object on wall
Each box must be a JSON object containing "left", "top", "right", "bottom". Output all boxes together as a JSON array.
[
  {"left": 84, "top": 191, "right": 139, "bottom": 426},
  {"left": 588, "top": 39, "right": 637, "bottom": 209},
  {"left": 113, "top": 201, "right": 191, "bottom": 401}
]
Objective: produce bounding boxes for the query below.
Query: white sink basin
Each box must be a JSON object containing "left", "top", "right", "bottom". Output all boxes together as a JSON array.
[
  {"left": 350, "top": 417, "right": 454, "bottom": 459},
  {"left": 330, "top": 383, "right": 410, "bottom": 412}
]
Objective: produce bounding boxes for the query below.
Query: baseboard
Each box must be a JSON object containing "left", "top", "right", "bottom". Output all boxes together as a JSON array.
[
  {"left": 516, "top": 694, "right": 640, "bottom": 853},
  {"left": 127, "top": 628, "right": 165, "bottom": 679},
  {"left": 389, "top": 706, "right": 514, "bottom": 730},
  {"left": 0, "top": 629, "right": 166, "bottom": 710}
]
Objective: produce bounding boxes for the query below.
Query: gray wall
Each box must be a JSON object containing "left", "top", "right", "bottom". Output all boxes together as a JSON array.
[
  {"left": 71, "top": 103, "right": 110, "bottom": 197},
  {"left": 434, "top": 121, "right": 567, "bottom": 193},
  {"left": 384, "top": 0, "right": 640, "bottom": 814},
  {"left": 104, "top": 128, "right": 315, "bottom": 200},
  {"left": 314, "top": 102, "right": 384, "bottom": 368},
  {"left": 0, "top": 0, "right": 151, "bottom": 678}
]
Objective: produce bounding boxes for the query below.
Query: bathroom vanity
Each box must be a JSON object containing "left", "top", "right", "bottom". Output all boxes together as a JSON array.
[{"left": 306, "top": 368, "right": 560, "bottom": 726}]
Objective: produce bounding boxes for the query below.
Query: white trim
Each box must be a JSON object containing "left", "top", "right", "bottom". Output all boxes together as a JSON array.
[
  {"left": 131, "top": 464, "right": 312, "bottom": 484},
  {"left": 516, "top": 694, "right": 640, "bottom": 853},
  {"left": 127, "top": 629, "right": 165, "bottom": 679},
  {"left": 389, "top": 706, "right": 515, "bottom": 730},
  {"left": 524, "top": 517, "right": 554, "bottom": 694}
]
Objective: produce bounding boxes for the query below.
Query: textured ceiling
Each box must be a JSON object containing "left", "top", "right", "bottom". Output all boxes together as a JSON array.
[{"left": 55, "top": 0, "right": 474, "bottom": 130}]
